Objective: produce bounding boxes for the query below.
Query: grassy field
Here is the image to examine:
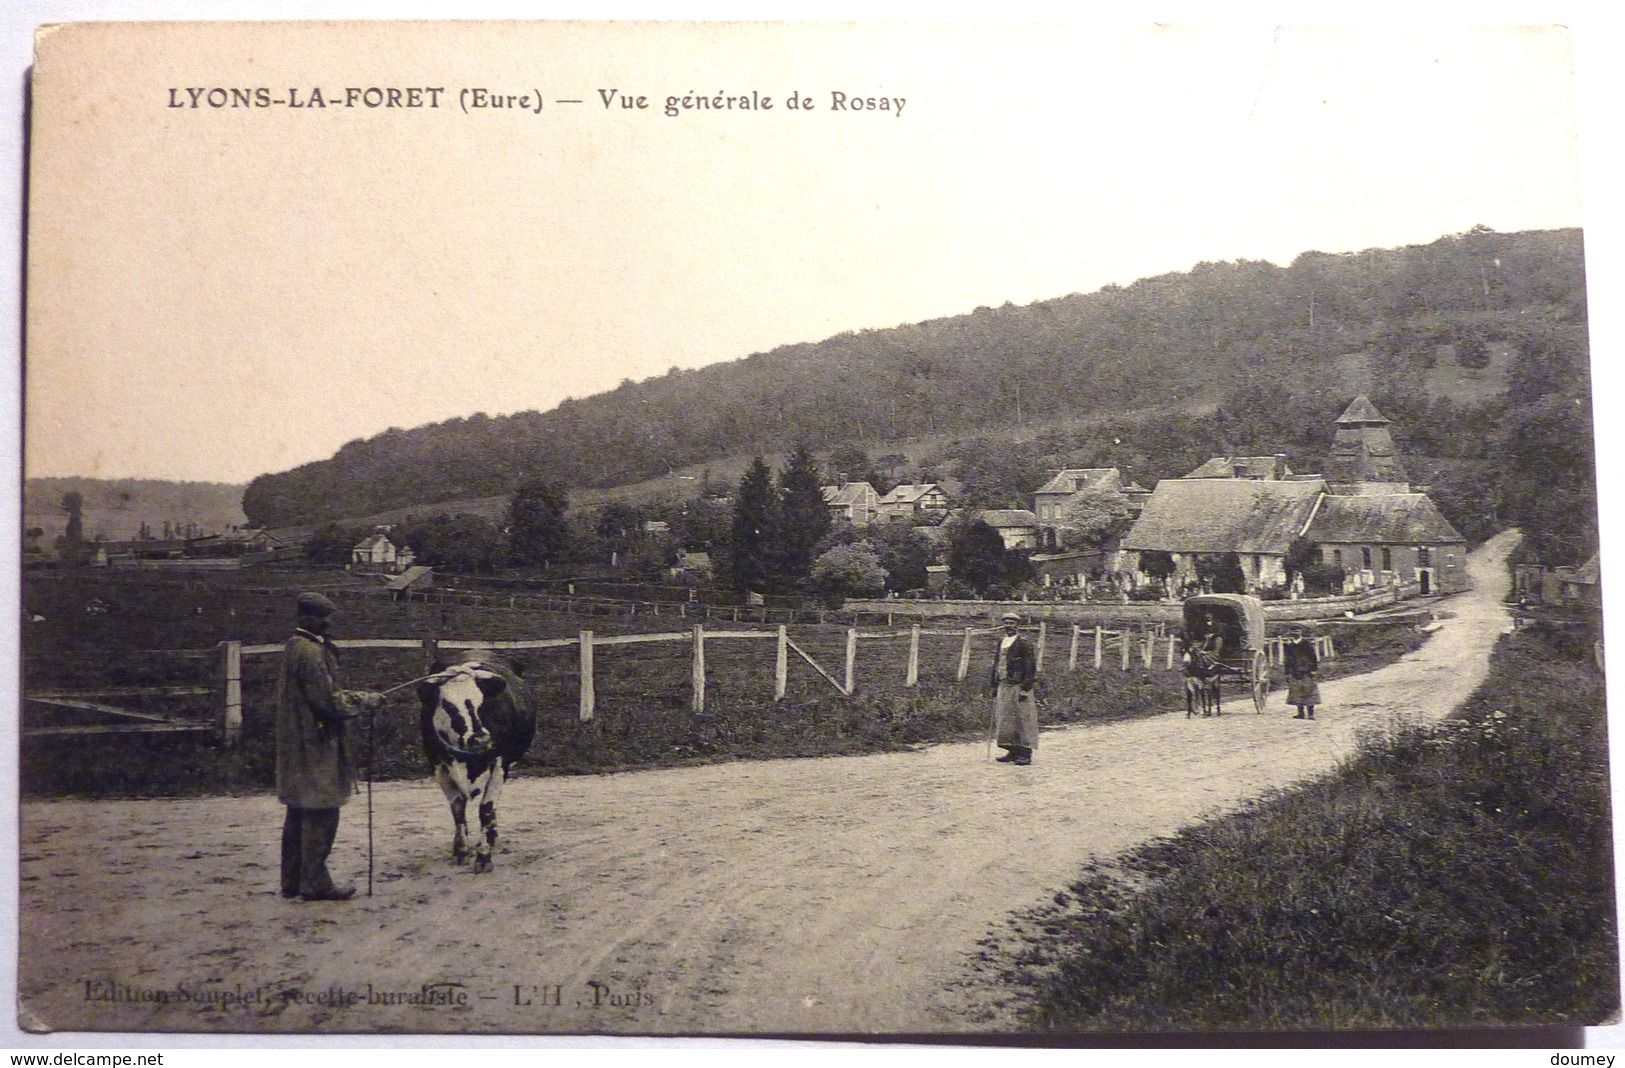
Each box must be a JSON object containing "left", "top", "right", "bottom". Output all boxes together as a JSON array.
[
  {"left": 18, "top": 570, "right": 1426, "bottom": 798},
  {"left": 976, "top": 621, "right": 1617, "bottom": 1031}
]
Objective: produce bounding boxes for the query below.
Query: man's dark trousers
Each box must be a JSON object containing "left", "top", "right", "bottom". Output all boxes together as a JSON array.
[{"left": 280, "top": 807, "right": 341, "bottom": 897}]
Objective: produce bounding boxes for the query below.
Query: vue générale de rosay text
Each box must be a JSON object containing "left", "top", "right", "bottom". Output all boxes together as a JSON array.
[{"left": 164, "top": 87, "right": 907, "bottom": 117}]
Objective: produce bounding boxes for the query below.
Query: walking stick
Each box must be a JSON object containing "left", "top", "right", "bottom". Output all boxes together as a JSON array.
[
  {"left": 366, "top": 705, "right": 374, "bottom": 898},
  {"left": 986, "top": 693, "right": 998, "bottom": 761}
]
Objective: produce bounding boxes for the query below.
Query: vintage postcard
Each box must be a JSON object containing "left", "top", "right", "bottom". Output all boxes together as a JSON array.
[{"left": 16, "top": 19, "right": 1617, "bottom": 1044}]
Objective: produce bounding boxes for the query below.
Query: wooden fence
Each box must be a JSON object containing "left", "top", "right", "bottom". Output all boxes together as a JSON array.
[{"left": 27, "top": 624, "right": 1335, "bottom": 748}]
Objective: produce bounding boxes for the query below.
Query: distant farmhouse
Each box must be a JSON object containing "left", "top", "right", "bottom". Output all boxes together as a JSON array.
[
  {"left": 351, "top": 531, "right": 416, "bottom": 573},
  {"left": 1121, "top": 396, "right": 1467, "bottom": 596}
]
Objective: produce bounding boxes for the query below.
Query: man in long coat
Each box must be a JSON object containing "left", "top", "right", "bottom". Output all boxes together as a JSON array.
[
  {"left": 276, "top": 591, "right": 375, "bottom": 901},
  {"left": 989, "top": 611, "right": 1039, "bottom": 765}
]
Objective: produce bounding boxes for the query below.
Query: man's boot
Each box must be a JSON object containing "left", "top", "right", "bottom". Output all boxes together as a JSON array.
[
  {"left": 995, "top": 747, "right": 1017, "bottom": 763},
  {"left": 1013, "top": 746, "right": 1033, "bottom": 766}
]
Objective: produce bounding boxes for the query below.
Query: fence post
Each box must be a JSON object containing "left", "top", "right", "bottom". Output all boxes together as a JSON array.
[
  {"left": 1035, "top": 621, "right": 1047, "bottom": 674},
  {"left": 906, "top": 625, "right": 920, "bottom": 687},
  {"left": 845, "top": 628, "right": 859, "bottom": 695},
  {"left": 421, "top": 636, "right": 439, "bottom": 671},
  {"left": 957, "top": 627, "right": 973, "bottom": 682},
  {"left": 579, "top": 630, "right": 595, "bottom": 721},
  {"left": 1069, "top": 625, "right": 1081, "bottom": 671},
  {"left": 1120, "top": 629, "right": 1131, "bottom": 671},
  {"left": 1094, "top": 626, "right": 1104, "bottom": 669},
  {"left": 1142, "top": 630, "right": 1154, "bottom": 668},
  {"left": 1167, "top": 634, "right": 1177, "bottom": 670},
  {"left": 218, "top": 640, "right": 242, "bottom": 748},
  {"left": 775, "top": 625, "right": 788, "bottom": 701},
  {"left": 692, "top": 625, "right": 706, "bottom": 713}
]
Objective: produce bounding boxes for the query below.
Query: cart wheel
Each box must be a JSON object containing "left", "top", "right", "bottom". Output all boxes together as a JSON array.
[{"left": 1251, "top": 652, "right": 1269, "bottom": 713}]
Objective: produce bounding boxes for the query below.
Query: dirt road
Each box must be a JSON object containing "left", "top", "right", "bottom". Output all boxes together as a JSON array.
[{"left": 18, "top": 532, "right": 1517, "bottom": 1037}]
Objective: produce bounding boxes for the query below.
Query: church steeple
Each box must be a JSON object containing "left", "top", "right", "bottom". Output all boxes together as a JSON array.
[{"left": 1328, "top": 395, "right": 1410, "bottom": 493}]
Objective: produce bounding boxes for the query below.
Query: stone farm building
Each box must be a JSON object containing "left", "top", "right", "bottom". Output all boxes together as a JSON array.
[{"left": 1121, "top": 396, "right": 1467, "bottom": 596}]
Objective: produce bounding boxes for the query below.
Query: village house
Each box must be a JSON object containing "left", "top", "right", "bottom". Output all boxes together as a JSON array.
[
  {"left": 821, "top": 481, "right": 881, "bottom": 526},
  {"left": 876, "top": 483, "right": 950, "bottom": 523},
  {"left": 1032, "top": 467, "right": 1150, "bottom": 522},
  {"left": 1121, "top": 396, "right": 1467, "bottom": 596},
  {"left": 979, "top": 509, "right": 1041, "bottom": 550},
  {"left": 351, "top": 531, "right": 416, "bottom": 573},
  {"left": 1031, "top": 466, "right": 1149, "bottom": 555}
]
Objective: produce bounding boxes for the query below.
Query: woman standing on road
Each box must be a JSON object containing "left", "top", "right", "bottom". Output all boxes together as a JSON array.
[
  {"left": 990, "top": 611, "right": 1039, "bottom": 764},
  {"left": 1284, "top": 637, "right": 1321, "bottom": 720}
]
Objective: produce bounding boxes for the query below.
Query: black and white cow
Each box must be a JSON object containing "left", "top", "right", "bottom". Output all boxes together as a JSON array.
[{"left": 417, "top": 658, "right": 536, "bottom": 873}]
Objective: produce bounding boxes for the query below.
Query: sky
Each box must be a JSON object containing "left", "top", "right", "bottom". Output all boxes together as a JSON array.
[{"left": 14, "top": 13, "right": 1606, "bottom": 486}]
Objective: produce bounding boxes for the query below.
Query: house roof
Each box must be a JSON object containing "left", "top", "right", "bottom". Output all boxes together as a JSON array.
[
  {"left": 1571, "top": 553, "right": 1601, "bottom": 585},
  {"left": 1182, "top": 455, "right": 1292, "bottom": 480},
  {"left": 980, "top": 509, "right": 1039, "bottom": 529},
  {"left": 1035, "top": 468, "right": 1120, "bottom": 496},
  {"left": 1123, "top": 478, "right": 1325, "bottom": 555},
  {"left": 881, "top": 483, "right": 945, "bottom": 504},
  {"left": 1305, "top": 494, "right": 1464, "bottom": 545},
  {"left": 822, "top": 482, "right": 878, "bottom": 506},
  {"left": 353, "top": 533, "right": 394, "bottom": 551},
  {"left": 386, "top": 565, "right": 434, "bottom": 590},
  {"left": 1336, "top": 395, "right": 1391, "bottom": 425}
]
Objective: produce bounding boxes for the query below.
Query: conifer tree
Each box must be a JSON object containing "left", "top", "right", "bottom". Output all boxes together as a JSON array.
[
  {"left": 776, "top": 444, "right": 832, "bottom": 590},
  {"left": 729, "top": 457, "right": 780, "bottom": 594}
]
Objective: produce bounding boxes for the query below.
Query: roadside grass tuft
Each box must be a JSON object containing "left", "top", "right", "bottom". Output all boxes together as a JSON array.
[{"left": 983, "top": 622, "right": 1617, "bottom": 1030}]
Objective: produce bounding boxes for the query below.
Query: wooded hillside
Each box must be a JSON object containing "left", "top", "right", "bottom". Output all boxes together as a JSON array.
[{"left": 241, "top": 227, "right": 1590, "bottom": 561}]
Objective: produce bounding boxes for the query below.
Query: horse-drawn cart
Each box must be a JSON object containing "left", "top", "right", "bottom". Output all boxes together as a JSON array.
[{"left": 1182, "top": 593, "right": 1271, "bottom": 714}]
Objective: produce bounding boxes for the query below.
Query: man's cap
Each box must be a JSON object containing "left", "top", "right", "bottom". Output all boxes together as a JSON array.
[
  {"left": 296, "top": 591, "right": 338, "bottom": 617},
  {"left": 1000, "top": 611, "right": 1022, "bottom": 623}
]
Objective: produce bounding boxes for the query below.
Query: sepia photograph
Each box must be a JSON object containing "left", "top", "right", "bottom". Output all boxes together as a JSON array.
[{"left": 9, "top": 9, "right": 1623, "bottom": 1049}]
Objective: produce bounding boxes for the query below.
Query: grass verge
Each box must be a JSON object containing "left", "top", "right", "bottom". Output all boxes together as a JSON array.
[{"left": 973, "top": 621, "right": 1617, "bottom": 1031}]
